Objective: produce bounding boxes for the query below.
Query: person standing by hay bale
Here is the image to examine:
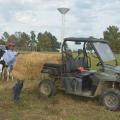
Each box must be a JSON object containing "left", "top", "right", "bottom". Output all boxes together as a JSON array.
[{"left": 2, "top": 41, "right": 23, "bottom": 101}]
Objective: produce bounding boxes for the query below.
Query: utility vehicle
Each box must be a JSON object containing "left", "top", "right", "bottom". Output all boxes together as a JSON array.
[{"left": 39, "top": 37, "right": 120, "bottom": 111}]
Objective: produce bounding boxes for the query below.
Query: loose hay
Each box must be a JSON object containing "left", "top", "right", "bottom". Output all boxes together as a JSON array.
[{"left": 12, "top": 52, "right": 61, "bottom": 80}]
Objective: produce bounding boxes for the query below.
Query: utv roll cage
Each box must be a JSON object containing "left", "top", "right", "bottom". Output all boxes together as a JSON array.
[{"left": 62, "top": 37, "right": 118, "bottom": 69}]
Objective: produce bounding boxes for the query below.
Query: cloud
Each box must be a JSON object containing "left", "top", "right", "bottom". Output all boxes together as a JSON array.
[{"left": 0, "top": 0, "right": 120, "bottom": 39}]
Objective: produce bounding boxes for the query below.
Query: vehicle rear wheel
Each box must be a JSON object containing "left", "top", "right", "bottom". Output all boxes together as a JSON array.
[
  {"left": 38, "top": 80, "right": 56, "bottom": 97},
  {"left": 101, "top": 89, "right": 120, "bottom": 111}
]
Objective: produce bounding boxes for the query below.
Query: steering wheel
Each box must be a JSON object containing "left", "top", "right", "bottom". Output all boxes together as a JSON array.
[
  {"left": 91, "top": 52, "right": 98, "bottom": 58},
  {"left": 75, "top": 49, "right": 82, "bottom": 60},
  {"left": 88, "top": 49, "right": 97, "bottom": 58},
  {"left": 96, "top": 62, "right": 102, "bottom": 66}
]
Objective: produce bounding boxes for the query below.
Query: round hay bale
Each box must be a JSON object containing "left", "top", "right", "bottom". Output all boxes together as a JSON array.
[{"left": 12, "top": 52, "right": 61, "bottom": 80}]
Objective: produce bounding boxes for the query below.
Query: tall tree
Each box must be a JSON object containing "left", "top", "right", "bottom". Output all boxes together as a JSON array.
[
  {"left": 37, "top": 32, "right": 42, "bottom": 51},
  {"left": 15, "top": 32, "right": 30, "bottom": 48},
  {"left": 44, "top": 31, "right": 60, "bottom": 51},
  {"left": 30, "top": 31, "right": 37, "bottom": 50},
  {"left": 37, "top": 31, "right": 60, "bottom": 51},
  {"left": 0, "top": 39, "right": 6, "bottom": 45},
  {"left": 39, "top": 34, "right": 52, "bottom": 51},
  {"left": 21, "top": 32, "right": 30, "bottom": 47},
  {"left": 0, "top": 32, "right": 9, "bottom": 45},
  {"left": 104, "top": 26, "right": 120, "bottom": 52},
  {"left": 7, "top": 34, "right": 17, "bottom": 43},
  {"left": 3, "top": 32, "right": 9, "bottom": 41},
  {"left": 37, "top": 32, "right": 42, "bottom": 41}
]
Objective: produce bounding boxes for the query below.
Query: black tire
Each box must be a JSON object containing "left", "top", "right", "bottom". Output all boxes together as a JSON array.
[
  {"left": 101, "top": 89, "right": 120, "bottom": 111},
  {"left": 38, "top": 80, "right": 56, "bottom": 97}
]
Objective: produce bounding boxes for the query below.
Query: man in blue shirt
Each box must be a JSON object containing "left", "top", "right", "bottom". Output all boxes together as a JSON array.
[
  {"left": 3, "top": 42, "right": 18, "bottom": 71},
  {"left": 2, "top": 42, "right": 24, "bottom": 101}
]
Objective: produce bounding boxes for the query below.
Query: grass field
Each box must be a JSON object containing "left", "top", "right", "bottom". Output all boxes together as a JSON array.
[{"left": 0, "top": 52, "right": 120, "bottom": 120}]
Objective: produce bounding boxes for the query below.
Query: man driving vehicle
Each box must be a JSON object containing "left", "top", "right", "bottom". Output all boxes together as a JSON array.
[{"left": 65, "top": 49, "right": 87, "bottom": 73}]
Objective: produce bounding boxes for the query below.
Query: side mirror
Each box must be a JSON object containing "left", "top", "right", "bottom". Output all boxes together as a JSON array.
[{"left": 75, "top": 41, "right": 81, "bottom": 45}]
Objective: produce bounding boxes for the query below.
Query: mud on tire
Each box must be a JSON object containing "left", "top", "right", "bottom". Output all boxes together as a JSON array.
[
  {"left": 38, "top": 80, "right": 56, "bottom": 97},
  {"left": 101, "top": 89, "right": 120, "bottom": 111}
]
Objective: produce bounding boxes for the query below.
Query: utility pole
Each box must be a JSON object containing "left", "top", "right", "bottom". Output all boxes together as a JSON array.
[{"left": 57, "top": 8, "right": 70, "bottom": 52}]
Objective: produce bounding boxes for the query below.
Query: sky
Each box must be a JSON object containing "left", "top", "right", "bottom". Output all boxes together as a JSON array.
[{"left": 0, "top": 0, "right": 120, "bottom": 40}]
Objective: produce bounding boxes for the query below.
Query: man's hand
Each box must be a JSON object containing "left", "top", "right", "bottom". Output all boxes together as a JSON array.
[
  {"left": 78, "top": 67, "right": 87, "bottom": 72},
  {"left": 14, "top": 52, "right": 20, "bottom": 56}
]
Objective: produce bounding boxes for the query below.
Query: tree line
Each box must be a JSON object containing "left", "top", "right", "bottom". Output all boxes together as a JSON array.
[
  {"left": 104, "top": 26, "right": 120, "bottom": 52},
  {"left": 0, "top": 31, "right": 60, "bottom": 51},
  {"left": 0, "top": 25, "right": 120, "bottom": 52}
]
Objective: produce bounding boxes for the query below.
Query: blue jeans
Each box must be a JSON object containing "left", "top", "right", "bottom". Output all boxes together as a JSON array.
[{"left": 13, "top": 80, "right": 24, "bottom": 101}]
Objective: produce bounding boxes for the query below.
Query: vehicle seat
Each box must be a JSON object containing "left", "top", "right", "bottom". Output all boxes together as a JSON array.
[
  {"left": 75, "top": 57, "right": 89, "bottom": 69},
  {"left": 65, "top": 57, "right": 89, "bottom": 73},
  {"left": 65, "top": 56, "right": 76, "bottom": 73}
]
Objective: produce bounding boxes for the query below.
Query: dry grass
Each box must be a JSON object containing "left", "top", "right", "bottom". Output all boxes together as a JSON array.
[
  {"left": 0, "top": 80, "right": 120, "bottom": 120},
  {"left": 12, "top": 52, "right": 61, "bottom": 80}
]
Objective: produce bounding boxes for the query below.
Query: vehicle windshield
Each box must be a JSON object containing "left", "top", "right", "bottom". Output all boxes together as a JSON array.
[
  {"left": 93, "top": 42, "right": 116, "bottom": 63},
  {"left": 64, "top": 41, "right": 83, "bottom": 58}
]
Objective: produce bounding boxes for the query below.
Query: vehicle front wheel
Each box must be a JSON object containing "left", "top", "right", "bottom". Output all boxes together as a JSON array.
[
  {"left": 38, "top": 80, "right": 56, "bottom": 97},
  {"left": 101, "top": 89, "right": 120, "bottom": 111}
]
